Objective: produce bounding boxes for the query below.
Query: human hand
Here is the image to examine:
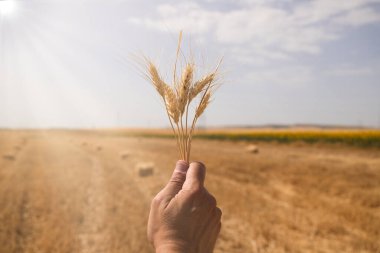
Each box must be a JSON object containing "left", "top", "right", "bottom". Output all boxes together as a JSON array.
[{"left": 147, "top": 161, "right": 222, "bottom": 253}]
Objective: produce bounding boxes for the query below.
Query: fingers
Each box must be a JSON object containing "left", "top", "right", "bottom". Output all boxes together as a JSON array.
[
  {"left": 159, "top": 160, "right": 189, "bottom": 201},
  {"left": 214, "top": 207, "right": 222, "bottom": 222},
  {"left": 201, "top": 207, "right": 222, "bottom": 253},
  {"left": 205, "top": 189, "right": 217, "bottom": 207},
  {"left": 182, "top": 161, "right": 206, "bottom": 191}
]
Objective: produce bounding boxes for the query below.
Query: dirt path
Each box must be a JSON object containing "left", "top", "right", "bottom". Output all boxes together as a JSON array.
[
  {"left": 77, "top": 156, "right": 107, "bottom": 253},
  {"left": 0, "top": 131, "right": 153, "bottom": 253}
]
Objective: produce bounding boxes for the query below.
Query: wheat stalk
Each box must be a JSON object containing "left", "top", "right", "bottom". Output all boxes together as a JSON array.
[{"left": 143, "top": 31, "right": 222, "bottom": 162}]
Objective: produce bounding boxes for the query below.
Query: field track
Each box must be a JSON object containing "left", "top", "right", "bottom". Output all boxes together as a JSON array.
[{"left": 0, "top": 130, "right": 379, "bottom": 253}]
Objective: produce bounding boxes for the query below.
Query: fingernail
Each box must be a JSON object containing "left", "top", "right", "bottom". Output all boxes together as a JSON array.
[{"left": 191, "top": 161, "right": 206, "bottom": 170}]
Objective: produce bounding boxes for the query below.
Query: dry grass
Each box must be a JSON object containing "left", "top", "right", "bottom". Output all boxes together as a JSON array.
[{"left": 0, "top": 129, "right": 379, "bottom": 253}]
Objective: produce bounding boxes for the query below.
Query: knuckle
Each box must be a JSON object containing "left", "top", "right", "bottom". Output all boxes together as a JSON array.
[
  {"left": 186, "top": 185, "right": 203, "bottom": 200},
  {"left": 176, "top": 160, "right": 189, "bottom": 168},
  {"left": 190, "top": 184, "right": 203, "bottom": 195},
  {"left": 209, "top": 195, "right": 217, "bottom": 207},
  {"left": 151, "top": 195, "right": 163, "bottom": 206},
  {"left": 215, "top": 207, "right": 222, "bottom": 219},
  {"left": 170, "top": 172, "right": 186, "bottom": 185}
]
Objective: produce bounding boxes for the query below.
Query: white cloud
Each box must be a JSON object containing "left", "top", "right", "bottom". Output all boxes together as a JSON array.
[
  {"left": 134, "top": 2, "right": 219, "bottom": 34},
  {"left": 213, "top": 6, "right": 338, "bottom": 55},
  {"left": 129, "top": 0, "right": 380, "bottom": 61},
  {"left": 230, "top": 46, "right": 290, "bottom": 65},
  {"left": 292, "top": 0, "right": 375, "bottom": 24},
  {"left": 245, "top": 66, "right": 314, "bottom": 87}
]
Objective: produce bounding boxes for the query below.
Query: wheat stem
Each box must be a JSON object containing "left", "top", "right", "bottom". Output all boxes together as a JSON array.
[
  {"left": 162, "top": 96, "right": 181, "bottom": 158},
  {"left": 185, "top": 100, "right": 190, "bottom": 161},
  {"left": 173, "top": 31, "right": 183, "bottom": 88}
]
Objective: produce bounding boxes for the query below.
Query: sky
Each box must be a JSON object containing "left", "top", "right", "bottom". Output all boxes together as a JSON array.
[{"left": 0, "top": 0, "right": 380, "bottom": 128}]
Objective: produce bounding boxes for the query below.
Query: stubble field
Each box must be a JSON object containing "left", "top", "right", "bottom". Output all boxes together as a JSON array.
[{"left": 0, "top": 129, "right": 379, "bottom": 253}]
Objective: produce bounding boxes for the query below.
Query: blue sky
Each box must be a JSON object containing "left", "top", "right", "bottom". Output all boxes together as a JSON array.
[{"left": 0, "top": 0, "right": 380, "bottom": 128}]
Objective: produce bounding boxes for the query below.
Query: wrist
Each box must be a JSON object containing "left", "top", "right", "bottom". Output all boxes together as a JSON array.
[{"left": 155, "top": 242, "right": 191, "bottom": 253}]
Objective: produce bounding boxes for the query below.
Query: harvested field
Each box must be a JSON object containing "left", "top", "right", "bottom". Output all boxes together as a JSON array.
[{"left": 0, "top": 130, "right": 379, "bottom": 253}]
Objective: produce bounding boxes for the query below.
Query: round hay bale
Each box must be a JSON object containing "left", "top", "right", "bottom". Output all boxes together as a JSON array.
[
  {"left": 3, "top": 154, "right": 15, "bottom": 161},
  {"left": 137, "top": 163, "right": 154, "bottom": 177},
  {"left": 246, "top": 144, "right": 259, "bottom": 154}
]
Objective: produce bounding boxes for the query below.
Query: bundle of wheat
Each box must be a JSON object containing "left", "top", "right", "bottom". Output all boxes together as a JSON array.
[{"left": 141, "top": 32, "right": 222, "bottom": 162}]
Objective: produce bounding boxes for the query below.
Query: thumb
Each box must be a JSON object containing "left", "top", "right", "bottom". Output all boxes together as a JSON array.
[{"left": 160, "top": 160, "right": 189, "bottom": 201}]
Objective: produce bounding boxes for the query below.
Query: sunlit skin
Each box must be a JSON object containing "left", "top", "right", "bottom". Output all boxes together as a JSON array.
[{"left": 148, "top": 161, "right": 222, "bottom": 253}]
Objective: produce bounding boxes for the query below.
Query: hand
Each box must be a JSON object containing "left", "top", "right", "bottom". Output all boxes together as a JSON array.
[{"left": 147, "top": 161, "right": 222, "bottom": 253}]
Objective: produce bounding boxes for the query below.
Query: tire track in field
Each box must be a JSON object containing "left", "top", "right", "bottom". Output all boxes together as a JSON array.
[
  {"left": 0, "top": 136, "right": 33, "bottom": 253},
  {"left": 29, "top": 134, "right": 109, "bottom": 253},
  {"left": 75, "top": 154, "right": 108, "bottom": 253},
  {"left": 84, "top": 140, "right": 154, "bottom": 253}
]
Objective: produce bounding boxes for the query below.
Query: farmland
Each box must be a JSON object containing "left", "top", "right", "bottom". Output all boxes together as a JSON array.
[
  {"left": 123, "top": 128, "right": 380, "bottom": 148},
  {"left": 0, "top": 129, "right": 379, "bottom": 253}
]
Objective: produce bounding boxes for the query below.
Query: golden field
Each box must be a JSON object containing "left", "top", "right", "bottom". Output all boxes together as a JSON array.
[
  {"left": 0, "top": 129, "right": 379, "bottom": 253},
  {"left": 120, "top": 128, "right": 380, "bottom": 147}
]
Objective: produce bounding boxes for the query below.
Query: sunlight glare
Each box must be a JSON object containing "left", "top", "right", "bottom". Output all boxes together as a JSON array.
[{"left": 0, "top": 0, "right": 16, "bottom": 16}]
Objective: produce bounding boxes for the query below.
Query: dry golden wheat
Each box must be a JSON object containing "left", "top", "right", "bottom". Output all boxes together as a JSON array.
[
  {"left": 164, "top": 85, "right": 180, "bottom": 124},
  {"left": 178, "top": 63, "right": 194, "bottom": 115},
  {"left": 143, "top": 31, "right": 222, "bottom": 162},
  {"left": 148, "top": 63, "right": 166, "bottom": 97},
  {"left": 189, "top": 73, "right": 215, "bottom": 102},
  {"left": 195, "top": 91, "right": 211, "bottom": 118}
]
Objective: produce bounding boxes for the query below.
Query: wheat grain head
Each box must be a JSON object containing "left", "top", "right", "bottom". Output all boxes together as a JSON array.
[
  {"left": 189, "top": 73, "right": 215, "bottom": 102},
  {"left": 178, "top": 63, "right": 194, "bottom": 114},
  {"left": 148, "top": 62, "right": 166, "bottom": 98},
  {"left": 164, "top": 85, "right": 180, "bottom": 124},
  {"left": 195, "top": 91, "right": 211, "bottom": 118}
]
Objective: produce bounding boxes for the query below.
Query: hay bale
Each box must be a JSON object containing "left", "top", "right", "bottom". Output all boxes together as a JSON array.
[
  {"left": 246, "top": 144, "right": 259, "bottom": 154},
  {"left": 137, "top": 163, "right": 154, "bottom": 177},
  {"left": 120, "top": 151, "right": 129, "bottom": 160},
  {"left": 3, "top": 154, "right": 15, "bottom": 161}
]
